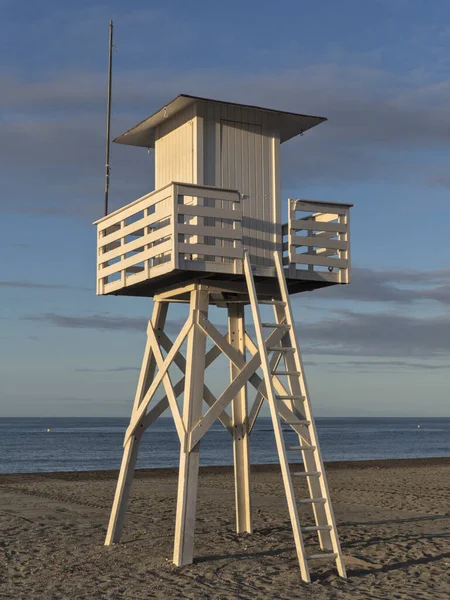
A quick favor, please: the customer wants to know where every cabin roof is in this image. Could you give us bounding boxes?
[113,94,327,148]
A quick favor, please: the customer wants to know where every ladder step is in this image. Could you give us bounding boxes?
[267,347,295,352]
[306,552,338,561]
[287,445,316,451]
[301,526,332,532]
[276,395,305,401]
[272,370,301,376]
[261,322,290,329]
[297,498,327,504]
[292,471,321,478]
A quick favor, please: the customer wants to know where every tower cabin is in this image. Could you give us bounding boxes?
[94,95,352,299]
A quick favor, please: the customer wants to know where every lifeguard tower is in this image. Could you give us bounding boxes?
[95,95,352,582]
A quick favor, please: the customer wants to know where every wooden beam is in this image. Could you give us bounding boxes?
[145,322,186,442]
[157,330,233,432]
[124,315,193,444]
[173,287,209,566]
[188,326,287,450]
[228,303,252,534]
[105,301,167,546]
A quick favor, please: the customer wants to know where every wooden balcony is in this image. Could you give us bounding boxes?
[95,182,242,296]
[94,186,352,297]
[282,199,352,286]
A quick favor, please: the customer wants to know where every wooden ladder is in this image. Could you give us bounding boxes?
[243,250,347,582]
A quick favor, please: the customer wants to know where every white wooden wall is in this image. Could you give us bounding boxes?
[200,101,281,267]
[155,105,196,188]
[153,101,281,268]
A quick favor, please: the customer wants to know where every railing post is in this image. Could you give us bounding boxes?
[339,208,350,284]
[97,228,104,295]
[172,184,179,270]
[288,199,296,279]
[120,219,126,287]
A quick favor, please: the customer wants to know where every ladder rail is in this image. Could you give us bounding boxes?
[243,250,311,583]
[273,302,333,552]
[273,251,347,579]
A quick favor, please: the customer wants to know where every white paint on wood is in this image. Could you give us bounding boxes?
[105,302,167,545]
[228,303,252,534]
[173,287,209,566]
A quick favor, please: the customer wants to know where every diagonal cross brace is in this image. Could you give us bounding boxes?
[157,330,233,432]
[188,324,288,450]
[124,316,193,444]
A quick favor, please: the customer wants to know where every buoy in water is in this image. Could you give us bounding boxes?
[47,428,51,432]
[417,425,421,429]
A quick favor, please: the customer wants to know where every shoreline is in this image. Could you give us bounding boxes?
[1,455,449,483]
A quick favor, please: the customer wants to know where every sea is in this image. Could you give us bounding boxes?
[1,417,449,475]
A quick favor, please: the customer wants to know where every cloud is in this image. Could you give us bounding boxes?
[0,281,81,290]
[299,310,450,358]
[3,56,450,216]
[24,312,190,336]
[308,266,450,305]
[25,313,147,331]
[307,359,450,372]
[74,366,140,373]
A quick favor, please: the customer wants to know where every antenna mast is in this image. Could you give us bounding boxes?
[104,20,113,216]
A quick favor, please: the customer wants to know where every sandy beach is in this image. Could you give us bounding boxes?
[1,458,449,599]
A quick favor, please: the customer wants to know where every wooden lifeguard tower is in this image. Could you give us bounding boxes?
[95,95,352,582]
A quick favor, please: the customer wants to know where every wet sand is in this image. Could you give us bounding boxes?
[1,458,449,599]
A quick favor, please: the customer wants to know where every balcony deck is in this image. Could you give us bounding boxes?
[94,183,352,299]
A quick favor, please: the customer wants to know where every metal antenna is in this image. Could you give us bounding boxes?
[104,20,113,216]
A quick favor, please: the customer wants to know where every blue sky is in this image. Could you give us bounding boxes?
[1,0,450,417]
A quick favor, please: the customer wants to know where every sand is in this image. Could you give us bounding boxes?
[1,458,449,600]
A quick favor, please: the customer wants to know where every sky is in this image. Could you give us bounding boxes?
[1,0,450,418]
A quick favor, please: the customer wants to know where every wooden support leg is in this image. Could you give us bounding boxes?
[228,303,252,534]
[173,287,209,566]
[105,302,167,545]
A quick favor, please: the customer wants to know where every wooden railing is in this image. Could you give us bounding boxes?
[95,183,242,295]
[282,199,352,284]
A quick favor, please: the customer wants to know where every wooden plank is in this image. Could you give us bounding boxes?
[175,183,240,204]
[183,260,236,274]
[243,250,310,583]
[105,302,166,546]
[290,236,348,251]
[178,204,241,221]
[124,315,194,443]
[228,304,252,534]
[294,200,349,214]
[157,330,232,432]
[189,326,287,450]
[178,223,242,240]
[101,223,172,262]
[94,183,174,226]
[247,350,281,433]
[101,260,172,295]
[173,288,209,566]
[291,219,347,234]
[145,321,185,443]
[100,207,172,247]
[273,251,346,578]
[189,352,262,450]
[99,239,172,278]
[179,243,243,259]
[291,254,348,269]
[198,314,245,368]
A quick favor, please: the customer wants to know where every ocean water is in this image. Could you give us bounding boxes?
[1,417,449,474]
